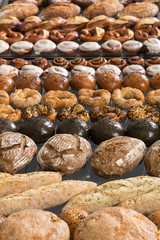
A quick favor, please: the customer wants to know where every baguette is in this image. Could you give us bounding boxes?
[0,171,62,198]
[63,176,160,213]
[118,187,160,215]
[0,180,97,216]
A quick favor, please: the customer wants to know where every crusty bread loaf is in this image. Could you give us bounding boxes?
[0,1,39,20]
[118,188,160,215]
[0,171,62,198]
[0,180,97,215]
[63,176,160,214]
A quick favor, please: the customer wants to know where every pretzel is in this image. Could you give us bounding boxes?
[0,104,21,122]
[104,27,134,43]
[80,27,105,42]
[78,89,111,107]
[24,29,49,43]
[0,28,24,44]
[43,90,77,109]
[112,87,145,109]
[127,105,159,123]
[57,104,89,122]
[10,88,41,109]
[146,89,160,108]
[22,104,57,122]
[49,29,79,44]
[0,90,9,105]
[17,16,42,32]
[89,105,127,123]
[134,26,160,42]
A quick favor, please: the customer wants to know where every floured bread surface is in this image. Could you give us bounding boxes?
[37,134,92,175]
[90,136,146,178]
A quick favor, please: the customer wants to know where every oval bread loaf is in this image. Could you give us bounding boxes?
[90,136,146,178]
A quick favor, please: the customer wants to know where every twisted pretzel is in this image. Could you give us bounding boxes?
[0,104,21,122]
[135,26,160,42]
[49,29,79,44]
[112,87,145,109]
[104,27,134,43]
[89,106,127,123]
[0,28,24,44]
[146,89,160,108]
[78,89,111,107]
[10,88,41,109]
[24,29,49,43]
[80,27,105,42]
[43,90,77,109]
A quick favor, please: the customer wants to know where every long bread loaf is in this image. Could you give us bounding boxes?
[118,187,160,215]
[63,176,160,213]
[0,171,62,198]
[0,180,97,215]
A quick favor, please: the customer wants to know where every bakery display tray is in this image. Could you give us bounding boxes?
[0,0,157,216]
[1,0,160,59]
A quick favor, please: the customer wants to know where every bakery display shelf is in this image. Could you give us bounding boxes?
[0,0,159,218]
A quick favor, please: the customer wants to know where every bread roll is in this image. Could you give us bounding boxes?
[0,171,62,198]
[0,1,39,20]
[63,176,160,214]
[0,209,70,240]
[0,180,97,215]
[74,207,158,240]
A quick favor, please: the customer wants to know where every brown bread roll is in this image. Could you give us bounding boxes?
[0,209,70,240]
[74,207,158,240]
[0,132,37,174]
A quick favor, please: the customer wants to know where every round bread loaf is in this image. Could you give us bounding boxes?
[37,134,92,175]
[90,136,146,179]
[148,210,160,230]
[0,209,70,240]
[145,140,160,177]
[74,207,158,240]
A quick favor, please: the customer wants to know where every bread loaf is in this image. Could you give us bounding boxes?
[63,176,160,214]
[0,171,62,198]
[0,180,97,215]
[0,1,39,20]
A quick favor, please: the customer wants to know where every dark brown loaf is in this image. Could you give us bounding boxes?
[90,136,146,179]
[16,74,42,91]
[0,171,62,198]
[0,180,97,216]
[96,72,122,92]
[70,72,96,91]
[41,2,81,20]
[43,73,69,92]
[0,132,37,174]
[37,134,92,175]
[145,140,160,177]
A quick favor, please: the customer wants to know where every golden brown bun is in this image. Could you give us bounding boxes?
[0,1,39,20]
[83,0,124,19]
[74,207,158,240]
[0,209,70,239]
[118,2,159,18]
[41,2,81,20]
[62,16,89,30]
[0,16,21,31]
[86,15,115,29]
